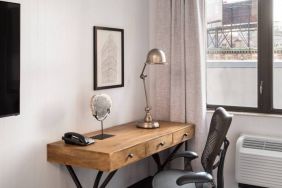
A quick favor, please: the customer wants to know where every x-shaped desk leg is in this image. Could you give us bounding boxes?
[65,143,184,187]
[65,165,117,188]
[152,142,184,173]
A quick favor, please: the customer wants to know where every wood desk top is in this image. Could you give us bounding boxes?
[47,121,194,172]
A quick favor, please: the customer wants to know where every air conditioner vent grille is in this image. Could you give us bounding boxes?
[237,135,282,188]
[243,138,282,152]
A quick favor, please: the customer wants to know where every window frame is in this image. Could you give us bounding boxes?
[206,0,282,114]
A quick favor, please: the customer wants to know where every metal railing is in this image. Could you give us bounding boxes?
[207,60,282,68]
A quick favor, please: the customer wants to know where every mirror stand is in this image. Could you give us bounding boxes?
[92,111,114,140]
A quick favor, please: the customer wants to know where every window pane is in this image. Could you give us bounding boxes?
[273,0,282,109]
[206,0,258,107]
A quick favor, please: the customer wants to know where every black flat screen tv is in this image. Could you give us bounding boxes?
[0,1,20,118]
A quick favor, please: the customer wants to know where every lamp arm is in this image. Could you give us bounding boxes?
[140,63,149,109]
[140,63,147,79]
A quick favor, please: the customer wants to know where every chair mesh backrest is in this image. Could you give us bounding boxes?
[201,107,232,173]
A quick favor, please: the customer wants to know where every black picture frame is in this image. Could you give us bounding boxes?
[94,26,124,90]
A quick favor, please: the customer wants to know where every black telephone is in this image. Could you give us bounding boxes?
[62,132,95,146]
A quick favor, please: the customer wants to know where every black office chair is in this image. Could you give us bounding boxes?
[152,107,232,188]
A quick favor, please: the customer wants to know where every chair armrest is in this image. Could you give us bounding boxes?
[176,172,213,186]
[169,151,198,162]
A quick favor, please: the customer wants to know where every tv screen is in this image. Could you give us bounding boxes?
[0,1,20,118]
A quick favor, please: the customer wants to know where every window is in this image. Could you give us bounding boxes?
[273,0,282,109]
[206,0,282,113]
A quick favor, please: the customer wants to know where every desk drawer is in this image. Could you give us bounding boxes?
[146,134,173,155]
[111,144,145,170]
[173,127,193,144]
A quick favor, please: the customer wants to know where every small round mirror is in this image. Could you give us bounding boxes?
[90,94,112,121]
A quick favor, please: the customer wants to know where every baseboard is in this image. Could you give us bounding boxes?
[238,183,266,188]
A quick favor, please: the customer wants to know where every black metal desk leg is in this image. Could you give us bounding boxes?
[99,170,118,188]
[152,143,184,173]
[66,165,117,188]
[66,165,82,188]
[160,142,184,170]
[93,171,103,188]
[152,153,162,171]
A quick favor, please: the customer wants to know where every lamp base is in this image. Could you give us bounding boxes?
[136,121,159,129]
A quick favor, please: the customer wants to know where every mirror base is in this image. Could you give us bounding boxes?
[92,134,114,140]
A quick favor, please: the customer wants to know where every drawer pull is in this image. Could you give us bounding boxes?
[183,133,189,137]
[128,153,134,158]
[159,141,165,147]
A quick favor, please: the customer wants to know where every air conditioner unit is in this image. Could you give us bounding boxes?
[236,134,282,188]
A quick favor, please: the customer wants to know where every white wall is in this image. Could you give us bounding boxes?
[0,0,149,187]
[207,112,282,188]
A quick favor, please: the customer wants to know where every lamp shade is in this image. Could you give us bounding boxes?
[145,49,167,65]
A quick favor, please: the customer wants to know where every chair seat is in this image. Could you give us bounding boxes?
[153,170,210,188]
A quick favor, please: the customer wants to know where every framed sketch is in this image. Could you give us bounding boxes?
[94,26,124,90]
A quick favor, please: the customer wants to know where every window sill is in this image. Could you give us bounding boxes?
[207,110,282,118]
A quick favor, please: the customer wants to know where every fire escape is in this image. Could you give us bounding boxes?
[207,0,257,54]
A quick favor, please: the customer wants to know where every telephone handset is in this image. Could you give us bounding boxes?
[62,132,95,146]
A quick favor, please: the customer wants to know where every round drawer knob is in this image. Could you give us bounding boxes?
[184,133,189,137]
[128,153,134,158]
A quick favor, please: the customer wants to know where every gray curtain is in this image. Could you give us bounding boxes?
[149,0,207,170]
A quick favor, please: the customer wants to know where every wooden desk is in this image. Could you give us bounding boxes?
[47,121,194,188]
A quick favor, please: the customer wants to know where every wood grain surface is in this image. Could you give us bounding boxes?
[47,121,194,172]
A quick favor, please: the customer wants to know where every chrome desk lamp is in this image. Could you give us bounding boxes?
[137,49,167,129]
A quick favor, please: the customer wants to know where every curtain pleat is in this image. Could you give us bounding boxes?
[150,0,207,170]
[170,0,186,122]
[184,0,207,170]
[149,0,172,121]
